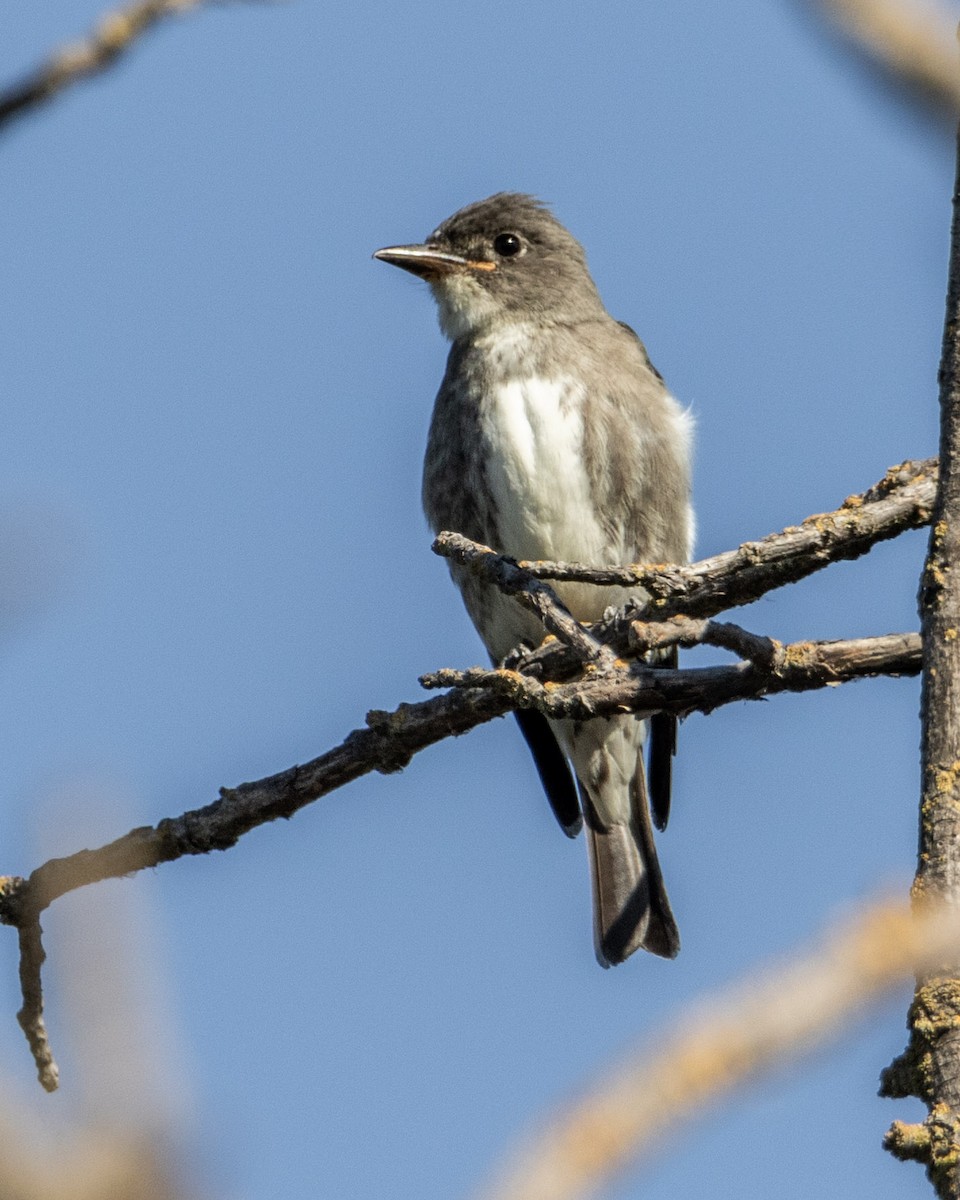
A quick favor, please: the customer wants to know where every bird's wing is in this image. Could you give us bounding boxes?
[648,648,678,831]
[514,709,582,837]
[616,320,664,383]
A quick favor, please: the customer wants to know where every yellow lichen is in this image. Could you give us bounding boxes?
[496,669,525,684]
[783,641,815,667]
[933,761,960,794]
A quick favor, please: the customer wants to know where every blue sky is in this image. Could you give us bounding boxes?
[0,2,951,1197]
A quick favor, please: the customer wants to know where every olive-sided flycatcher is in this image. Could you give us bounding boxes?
[375,193,693,966]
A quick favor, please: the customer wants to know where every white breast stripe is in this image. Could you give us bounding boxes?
[480,373,617,570]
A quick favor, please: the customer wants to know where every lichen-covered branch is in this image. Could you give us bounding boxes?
[881,120,960,1197]
[475,898,960,1200]
[434,456,935,621]
[0,629,919,928]
[0,625,921,1086]
[425,629,920,719]
[0,0,220,131]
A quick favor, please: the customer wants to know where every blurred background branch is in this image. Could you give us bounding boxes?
[0,780,202,1199]
[798,0,959,125]
[0,0,218,131]
[476,896,957,1200]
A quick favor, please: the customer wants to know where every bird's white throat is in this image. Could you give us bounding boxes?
[430,273,504,341]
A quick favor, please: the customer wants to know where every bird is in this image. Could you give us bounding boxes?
[374,193,693,966]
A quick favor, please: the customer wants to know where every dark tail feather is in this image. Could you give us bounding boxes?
[582,769,679,966]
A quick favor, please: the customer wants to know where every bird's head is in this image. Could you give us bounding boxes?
[374,193,606,340]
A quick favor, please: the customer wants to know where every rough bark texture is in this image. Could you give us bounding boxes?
[882,120,960,1197]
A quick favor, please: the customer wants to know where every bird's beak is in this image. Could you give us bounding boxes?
[373,244,496,279]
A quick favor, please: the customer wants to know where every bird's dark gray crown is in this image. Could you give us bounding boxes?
[429,193,562,248]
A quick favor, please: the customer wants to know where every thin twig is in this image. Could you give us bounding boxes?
[433,533,616,665]
[625,617,782,668]
[422,616,784,689]
[0,0,217,131]
[474,897,960,1200]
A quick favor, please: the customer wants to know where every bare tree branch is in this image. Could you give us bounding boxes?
[0,788,203,1195]
[0,627,921,1086]
[797,0,960,125]
[435,455,935,620]
[0,454,932,1086]
[0,630,919,928]
[15,919,57,1093]
[881,115,960,1196]
[0,0,226,132]
[473,897,960,1200]
[422,630,919,717]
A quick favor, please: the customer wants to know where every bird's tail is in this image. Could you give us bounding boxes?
[582,764,679,966]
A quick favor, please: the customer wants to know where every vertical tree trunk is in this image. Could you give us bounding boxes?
[882,117,960,1197]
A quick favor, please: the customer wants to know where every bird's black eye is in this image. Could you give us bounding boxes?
[493,232,523,258]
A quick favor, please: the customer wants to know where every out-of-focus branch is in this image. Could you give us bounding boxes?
[881,114,960,1196]
[0,0,221,132]
[474,897,959,1200]
[798,0,960,124]
[0,780,200,1197]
